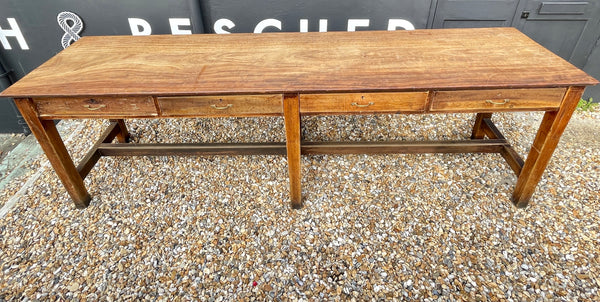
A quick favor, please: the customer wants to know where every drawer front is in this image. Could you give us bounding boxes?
[34,96,157,118]
[157,94,283,117]
[300,92,428,115]
[430,88,566,112]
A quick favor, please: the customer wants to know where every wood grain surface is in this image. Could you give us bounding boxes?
[14,98,91,208]
[1,28,596,98]
[512,86,585,207]
[300,92,428,115]
[430,88,566,112]
[33,96,157,118]
[283,94,302,209]
[158,94,283,117]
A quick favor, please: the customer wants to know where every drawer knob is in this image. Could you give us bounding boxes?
[83,104,106,110]
[485,99,510,105]
[351,102,374,108]
[210,104,233,110]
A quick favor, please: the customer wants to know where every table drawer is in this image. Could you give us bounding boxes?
[300,92,428,115]
[34,96,157,118]
[157,94,283,117]
[430,88,566,112]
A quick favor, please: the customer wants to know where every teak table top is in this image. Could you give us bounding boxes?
[1,27,597,98]
[3,27,598,209]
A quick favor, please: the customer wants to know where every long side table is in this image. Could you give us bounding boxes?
[1,28,597,209]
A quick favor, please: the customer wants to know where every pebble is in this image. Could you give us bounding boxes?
[0,110,599,300]
[68,281,80,292]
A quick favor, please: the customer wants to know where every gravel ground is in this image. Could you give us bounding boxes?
[0,110,599,301]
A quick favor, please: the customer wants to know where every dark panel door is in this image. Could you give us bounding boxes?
[582,36,600,100]
[432,0,520,28]
[513,0,600,68]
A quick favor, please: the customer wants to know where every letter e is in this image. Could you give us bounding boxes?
[347,19,369,32]
[169,18,192,35]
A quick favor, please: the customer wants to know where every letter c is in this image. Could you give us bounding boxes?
[254,19,282,33]
[214,18,235,34]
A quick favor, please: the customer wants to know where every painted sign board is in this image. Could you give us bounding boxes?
[0,0,203,132]
[199,0,433,33]
[0,0,599,133]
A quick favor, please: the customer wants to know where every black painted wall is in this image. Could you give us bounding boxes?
[1,0,599,133]
[0,0,203,133]
[199,0,433,33]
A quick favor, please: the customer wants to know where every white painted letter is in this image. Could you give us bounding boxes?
[0,18,29,50]
[387,19,415,30]
[254,19,281,33]
[169,18,192,35]
[319,19,328,32]
[128,18,151,35]
[214,18,235,34]
[300,19,308,32]
[347,19,369,32]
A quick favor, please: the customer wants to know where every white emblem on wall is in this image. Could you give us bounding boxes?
[0,18,29,50]
[57,11,84,49]
[2,15,416,51]
[213,18,415,34]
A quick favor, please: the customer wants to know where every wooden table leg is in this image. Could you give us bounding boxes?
[110,119,130,143]
[512,86,584,208]
[14,98,91,208]
[471,113,492,139]
[283,94,302,209]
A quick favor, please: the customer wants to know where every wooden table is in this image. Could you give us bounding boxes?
[1,28,597,209]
